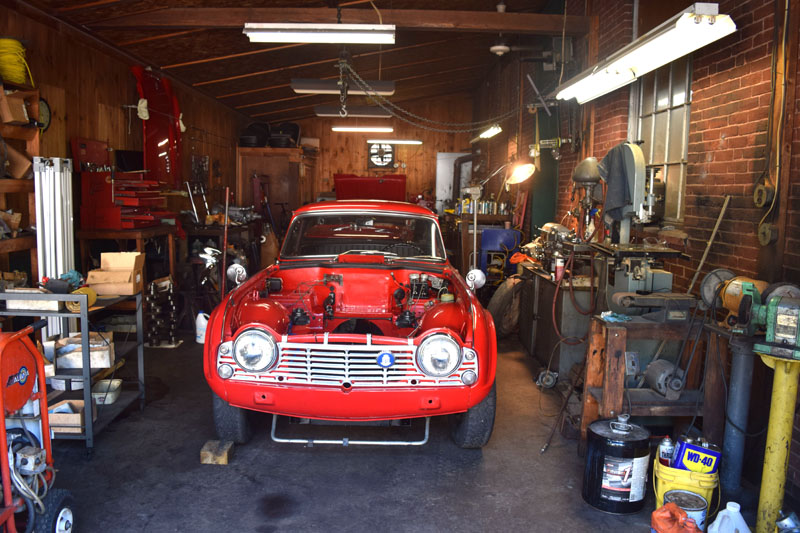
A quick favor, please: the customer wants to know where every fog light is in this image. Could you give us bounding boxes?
[463,348,476,361]
[461,370,477,385]
[218,364,234,379]
[219,344,230,355]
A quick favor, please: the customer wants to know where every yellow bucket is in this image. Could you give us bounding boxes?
[654,459,719,513]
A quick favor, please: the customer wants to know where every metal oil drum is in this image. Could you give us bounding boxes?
[583,414,651,513]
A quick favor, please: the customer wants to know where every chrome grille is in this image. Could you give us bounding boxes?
[218,338,477,387]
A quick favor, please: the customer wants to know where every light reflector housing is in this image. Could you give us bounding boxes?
[244,23,395,44]
[555,3,736,104]
[332,126,394,133]
[292,79,395,95]
[366,139,422,145]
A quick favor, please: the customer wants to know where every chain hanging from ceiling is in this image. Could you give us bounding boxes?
[338,59,525,133]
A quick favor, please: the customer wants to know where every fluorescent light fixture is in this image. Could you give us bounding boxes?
[292,79,395,95]
[244,23,395,44]
[366,139,422,145]
[332,126,394,133]
[315,105,391,118]
[555,3,736,104]
[470,124,502,143]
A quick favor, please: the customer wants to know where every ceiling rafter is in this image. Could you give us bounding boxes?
[114,29,204,47]
[272,88,475,123]
[235,63,490,110]
[249,74,484,118]
[193,37,459,87]
[161,43,305,70]
[89,7,590,36]
[216,45,493,100]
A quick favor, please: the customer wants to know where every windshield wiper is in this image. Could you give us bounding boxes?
[399,255,445,261]
[340,250,398,257]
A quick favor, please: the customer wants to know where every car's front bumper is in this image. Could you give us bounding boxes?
[209,380,491,421]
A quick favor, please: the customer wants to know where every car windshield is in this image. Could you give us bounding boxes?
[281,212,446,260]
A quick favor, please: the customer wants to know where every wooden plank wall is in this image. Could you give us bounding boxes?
[295,92,473,200]
[2,6,244,206]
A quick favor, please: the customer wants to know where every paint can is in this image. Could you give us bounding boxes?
[582,414,651,514]
[664,490,708,531]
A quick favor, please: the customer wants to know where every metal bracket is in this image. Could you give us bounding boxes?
[270,415,430,447]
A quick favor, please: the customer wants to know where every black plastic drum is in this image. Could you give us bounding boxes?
[583,414,650,514]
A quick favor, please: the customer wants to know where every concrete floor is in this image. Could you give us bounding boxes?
[52,337,653,532]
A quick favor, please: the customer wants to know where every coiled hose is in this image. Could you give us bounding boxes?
[0,38,34,86]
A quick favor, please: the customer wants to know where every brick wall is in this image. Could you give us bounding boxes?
[556,0,633,222]
[560,0,800,497]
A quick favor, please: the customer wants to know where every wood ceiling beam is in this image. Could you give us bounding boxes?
[115,29,204,47]
[192,37,458,87]
[235,62,489,110]
[216,46,490,99]
[161,43,304,70]
[89,7,590,35]
[277,88,474,122]
[249,75,482,118]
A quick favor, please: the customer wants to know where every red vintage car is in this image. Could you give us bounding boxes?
[203,200,497,448]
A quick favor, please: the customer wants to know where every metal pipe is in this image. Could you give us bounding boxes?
[221,186,230,299]
[756,354,800,533]
[720,337,755,495]
[687,195,730,294]
[185,181,199,223]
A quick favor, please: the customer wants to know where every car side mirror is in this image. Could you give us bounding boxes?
[466,269,486,291]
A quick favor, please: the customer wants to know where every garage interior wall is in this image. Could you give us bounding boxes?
[296,93,473,200]
[2,4,245,206]
[525,0,800,499]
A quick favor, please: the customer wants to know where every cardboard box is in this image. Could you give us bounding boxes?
[5,144,32,180]
[0,91,29,125]
[86,252,145,295]
[55,332,115,369]
[48,400,97,434]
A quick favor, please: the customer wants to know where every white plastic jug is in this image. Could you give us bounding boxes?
[707,502,751,533]
[195,312,210,344]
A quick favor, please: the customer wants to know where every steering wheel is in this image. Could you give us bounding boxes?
[384,241,425,256]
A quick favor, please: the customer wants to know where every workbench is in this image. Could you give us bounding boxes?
[77,225,177,283]
[579,316,725,454]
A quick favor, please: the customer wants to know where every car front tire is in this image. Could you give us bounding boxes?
[451,383,496,449]
[212,392,252,444]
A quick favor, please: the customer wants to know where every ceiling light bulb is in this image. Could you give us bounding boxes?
[244,23,395,44]
[366,139,422,145]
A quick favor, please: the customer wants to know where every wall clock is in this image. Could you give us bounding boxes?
[368,143,394,168]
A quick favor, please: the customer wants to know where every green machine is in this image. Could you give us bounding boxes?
[736,282,800,359]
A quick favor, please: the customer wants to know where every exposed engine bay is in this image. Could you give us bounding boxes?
[231,266,469,339]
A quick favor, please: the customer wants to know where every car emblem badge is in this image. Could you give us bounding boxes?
[377,352,395,368]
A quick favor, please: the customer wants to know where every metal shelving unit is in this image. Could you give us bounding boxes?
[0,291,144,450]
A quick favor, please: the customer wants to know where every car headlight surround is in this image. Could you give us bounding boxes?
[416,334,462,377]
[232,328,277,373]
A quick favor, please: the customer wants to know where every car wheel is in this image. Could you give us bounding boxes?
[487,277,522,339]
[34,488,74,533]
[451,383,496,449]
[213,392,252,444]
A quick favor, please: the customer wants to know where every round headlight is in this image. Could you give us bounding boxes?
[232,329,277,373]
[416,334,462,377]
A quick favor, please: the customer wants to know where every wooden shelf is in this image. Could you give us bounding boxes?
[0,179,34,194]
[0,235,35,254]
[0,123,37,142]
